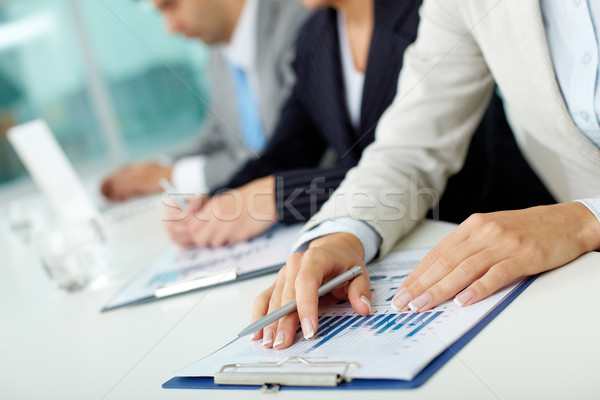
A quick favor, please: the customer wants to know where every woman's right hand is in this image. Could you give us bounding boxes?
[250,232,372,350]
[163,196,208,247]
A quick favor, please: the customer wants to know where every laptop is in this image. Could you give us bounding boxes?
[7,119,101,225]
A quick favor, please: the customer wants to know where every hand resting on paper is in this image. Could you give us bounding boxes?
[163,176,278,248]
[163,196,208,247]
[392,203,600,313]
[249,202,600,350]
[250,232,371,350]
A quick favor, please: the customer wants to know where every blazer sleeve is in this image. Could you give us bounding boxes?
[217,81,352,224]
[299,0,496,257]
[172,49,247,191]
[178,104,247,191]
[275,165,349,224]
[216,80,330,190]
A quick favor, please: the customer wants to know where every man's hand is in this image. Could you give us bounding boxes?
[101,162,172,201]
[163,196,209,247]
[250,232,372,350]
[188,176,278,247]
[392,202,600,313]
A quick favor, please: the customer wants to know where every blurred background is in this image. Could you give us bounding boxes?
[0,0,210,192]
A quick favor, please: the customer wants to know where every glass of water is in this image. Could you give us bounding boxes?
[3,201,46,245]
[35,219,108,291]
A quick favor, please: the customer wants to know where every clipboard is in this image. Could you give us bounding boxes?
[102,224,303,312]
[162,275,538,391]
[101,262,284,312]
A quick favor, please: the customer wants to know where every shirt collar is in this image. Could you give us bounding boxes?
[222,0,258,71]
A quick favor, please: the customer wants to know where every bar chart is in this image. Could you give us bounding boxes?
[306,310,446,352]
[300,252,454,356]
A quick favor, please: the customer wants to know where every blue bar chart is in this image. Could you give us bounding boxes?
[307,253,449,354]
[307,310,445,352]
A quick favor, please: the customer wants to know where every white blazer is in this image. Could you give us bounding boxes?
[302,0,600,256]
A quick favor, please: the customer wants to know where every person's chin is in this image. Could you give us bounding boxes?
[301,0,330,10]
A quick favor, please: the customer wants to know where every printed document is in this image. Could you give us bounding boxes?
[103,224,302,310]
[175,248,522,381]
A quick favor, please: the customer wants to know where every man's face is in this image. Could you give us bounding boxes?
[153,0,230,44]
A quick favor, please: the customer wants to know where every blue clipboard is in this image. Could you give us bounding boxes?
[162,275,537,391]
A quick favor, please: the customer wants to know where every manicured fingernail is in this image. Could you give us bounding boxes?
[249,332,255,341]
[302,318,315,339]
[409,292,431,312]
[391,289,411,312]
[262,329,273,346]
[273,330,286,347]
[454,290,474,307]
[360,295,372,314]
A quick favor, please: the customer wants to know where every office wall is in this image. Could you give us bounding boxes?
[0,0,210,185]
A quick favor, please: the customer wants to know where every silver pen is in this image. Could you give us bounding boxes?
[160,178,188,213]
[238,265,363,337]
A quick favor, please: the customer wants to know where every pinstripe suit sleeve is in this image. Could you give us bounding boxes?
[275,165,349,224]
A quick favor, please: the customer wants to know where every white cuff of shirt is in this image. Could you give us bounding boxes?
[292,217,382,263]
[171,155,209,195]
[576,198,600,225]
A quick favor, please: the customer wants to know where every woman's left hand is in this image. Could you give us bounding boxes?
[391,202,600,312]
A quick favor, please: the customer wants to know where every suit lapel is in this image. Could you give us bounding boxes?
[360,0,412,134]
[320,2,416,160]
[314,10,359,158]
[355,0,419,156]
[509,3,572,129]
[507,1,600,162]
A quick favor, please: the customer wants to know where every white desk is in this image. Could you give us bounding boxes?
[1,206,599,400]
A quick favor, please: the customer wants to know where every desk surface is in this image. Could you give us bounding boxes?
[1,206,599,400]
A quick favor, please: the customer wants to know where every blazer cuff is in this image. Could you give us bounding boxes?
[171,155,209,195]
[576,198,600,225]
[292,217,382,263]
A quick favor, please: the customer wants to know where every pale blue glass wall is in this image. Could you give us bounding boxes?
[0,0,210,184]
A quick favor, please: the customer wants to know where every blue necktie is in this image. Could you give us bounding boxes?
[230,64,266,151]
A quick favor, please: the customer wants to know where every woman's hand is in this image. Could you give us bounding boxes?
[187,176,277,248]
[250,232,372,350]
[392,202,600,313]
[163,196,208,247]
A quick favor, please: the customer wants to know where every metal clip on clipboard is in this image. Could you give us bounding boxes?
[214,356,358,392]
[155,269,238,298]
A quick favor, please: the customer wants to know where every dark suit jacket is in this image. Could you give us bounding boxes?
[218,0,555,225]
[218,0,423,222]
